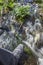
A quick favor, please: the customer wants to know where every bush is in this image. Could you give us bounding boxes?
[39,4,43,8]
[35,0,42,3]
[14,5,30,23]
[0,0,15,12]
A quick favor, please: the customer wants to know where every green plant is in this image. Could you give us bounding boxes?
[0,0,15,15]
[39,3,43,8]
[14,5,30,23]
[35,0,42,3]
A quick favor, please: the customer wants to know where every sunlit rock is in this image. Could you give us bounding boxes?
[0,31,17,51]
[38,58,43,65]
[13,44,24,59]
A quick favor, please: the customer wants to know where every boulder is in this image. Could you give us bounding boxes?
[0,44,24,65]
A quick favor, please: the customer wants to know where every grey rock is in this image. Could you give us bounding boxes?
[0,25,10,32]
[0,48,17,65]
[36,33,43,49]
[0,31,17,51]
[0,29,4,35]
[0,44,24,65]
[13,44,24,60]
[34,19,42,31]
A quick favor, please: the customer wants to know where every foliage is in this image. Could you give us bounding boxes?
[14,5,30,23]
[7,0,14,8]
[0,0,15,14]
[0,0,30,23]
[35,0,42,3]
[39,4,43,8]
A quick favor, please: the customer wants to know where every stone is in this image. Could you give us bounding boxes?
[13,44,24,60]
[36,33,43,49]
[0,48,17,65]
[38,58,43,65]
[0,29,4,35]
[0,25,10,32]
[0,44,24,65]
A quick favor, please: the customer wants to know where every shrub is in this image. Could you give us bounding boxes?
[14,5,30,23]
[0,0,15,13]
[35,0,42,3]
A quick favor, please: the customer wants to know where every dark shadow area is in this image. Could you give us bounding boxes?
[18,51,29,65]
[0,61,4,65]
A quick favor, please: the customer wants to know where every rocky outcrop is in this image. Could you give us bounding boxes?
[0,44,24,65]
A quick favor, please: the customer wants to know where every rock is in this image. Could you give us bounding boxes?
[33,19,42,32]
[0,44,24,65]
[0,25,10,32]
[24,0,34,3]
[38,8,43,16]
[38,58,43,65]
[0,48,17,65]
[0,29,4,35]
[33,32,43,58]
[13,44,24,60]
[0,31,17,51]
[36,33,43,49]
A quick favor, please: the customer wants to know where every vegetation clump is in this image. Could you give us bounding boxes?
[35,0,42,3]
[14,5,31,23]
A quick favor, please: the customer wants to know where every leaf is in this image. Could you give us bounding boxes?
[8,2,14,8]
[0,0,4,3]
